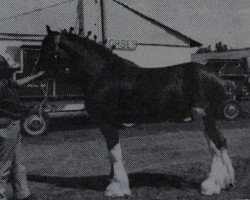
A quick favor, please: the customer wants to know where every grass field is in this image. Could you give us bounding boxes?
[6,116,250,200]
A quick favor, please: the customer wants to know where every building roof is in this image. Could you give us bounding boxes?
[191,48,250,63]
[0,32,44,42]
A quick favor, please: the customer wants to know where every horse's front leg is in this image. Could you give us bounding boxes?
[101,125,131,197]
[201,110,234,195]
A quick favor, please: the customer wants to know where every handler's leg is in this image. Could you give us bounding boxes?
[0,120,25,200]
[201,115,234,195]
[0,136,14,200]
[11,122,30,199]
[102,125,130,197]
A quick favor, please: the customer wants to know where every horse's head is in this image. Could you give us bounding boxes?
[35,25,116,85]
[34,26,69,76]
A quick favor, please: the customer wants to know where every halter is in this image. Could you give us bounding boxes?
[54,33,61,60]
[36,33,62,118]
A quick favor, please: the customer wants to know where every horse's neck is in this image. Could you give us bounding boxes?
[61,39,108,90]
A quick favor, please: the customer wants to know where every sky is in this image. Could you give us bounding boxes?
[119,0,250,49]
[0,0,250,49]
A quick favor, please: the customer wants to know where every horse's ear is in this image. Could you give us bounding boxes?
[46,25,51,34]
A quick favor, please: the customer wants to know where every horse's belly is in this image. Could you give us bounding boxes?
[86,80,192,123]
[121,98,191,123]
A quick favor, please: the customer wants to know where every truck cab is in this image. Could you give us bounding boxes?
[15,45,87,136]
[204,58,250,120]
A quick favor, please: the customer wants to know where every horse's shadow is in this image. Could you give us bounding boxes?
[27,172,200,191]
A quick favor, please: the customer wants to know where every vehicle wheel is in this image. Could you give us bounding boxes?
[21,114,49,136]
[222,100,240,120]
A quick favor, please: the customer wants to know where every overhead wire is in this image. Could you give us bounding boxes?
[0,0,76,22]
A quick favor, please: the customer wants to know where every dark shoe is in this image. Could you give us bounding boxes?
[17,195,37,200]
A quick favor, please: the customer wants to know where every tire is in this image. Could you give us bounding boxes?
[21,114,49,136]
[222,100,240,120]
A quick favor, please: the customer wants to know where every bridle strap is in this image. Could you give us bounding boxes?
[54,33,61,53]
[54,33,69,60]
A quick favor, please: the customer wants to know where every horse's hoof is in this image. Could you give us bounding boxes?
[225,182,234,190]
[122,188,131,196]
[201,178,221,196]
[105,181,131,197]
[223,174,235,190]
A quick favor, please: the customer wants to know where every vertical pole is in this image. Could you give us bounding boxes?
[79,0,104,42]
[100,0,106,44]
[77,0,84,35]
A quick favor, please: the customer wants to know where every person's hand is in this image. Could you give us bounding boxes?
[36,71,45,77]
[0,118,11,128]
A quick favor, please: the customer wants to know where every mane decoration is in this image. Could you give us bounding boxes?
[60,30,120,61]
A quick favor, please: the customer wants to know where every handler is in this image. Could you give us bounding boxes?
[0,54,43,200]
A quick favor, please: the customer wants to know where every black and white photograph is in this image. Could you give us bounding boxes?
[0,0,250,199]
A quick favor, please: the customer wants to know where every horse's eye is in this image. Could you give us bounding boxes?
[54,54,58,59]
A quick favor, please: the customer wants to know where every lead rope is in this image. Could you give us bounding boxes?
[37,80,49,117]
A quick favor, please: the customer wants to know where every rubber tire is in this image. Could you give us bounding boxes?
[21,114,49,136]
[222,100,240,120]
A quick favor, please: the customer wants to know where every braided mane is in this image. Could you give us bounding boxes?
[62,32,113,57]
[60,31,139,69]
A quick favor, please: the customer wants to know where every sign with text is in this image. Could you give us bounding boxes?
[108,39,137,51]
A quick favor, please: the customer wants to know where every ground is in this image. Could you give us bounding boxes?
[7,114,250,199]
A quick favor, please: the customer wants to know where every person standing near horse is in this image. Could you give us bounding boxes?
[0,54,43,200]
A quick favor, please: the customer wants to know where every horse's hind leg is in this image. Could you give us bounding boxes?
[101,125,131,197]
[201,110,234,195]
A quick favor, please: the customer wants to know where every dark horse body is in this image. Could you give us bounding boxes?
[35,26,235,197]
[88,63,199,123]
